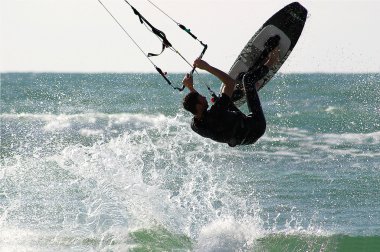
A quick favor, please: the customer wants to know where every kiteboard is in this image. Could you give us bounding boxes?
[226,2,308,107]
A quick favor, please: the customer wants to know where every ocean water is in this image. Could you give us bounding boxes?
[0,72,379,251]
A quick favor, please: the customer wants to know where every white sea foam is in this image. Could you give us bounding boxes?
[44,117,72,131]
[78,128,104,137]
[322,131,380,145]
[196,217,263,251]
[41,112,257,242]
[0,227,133,252]
[325,106,338,113]
[261,127,380,160]
[1,112,184,134]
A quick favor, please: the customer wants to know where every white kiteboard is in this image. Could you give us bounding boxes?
[225,2,308,107]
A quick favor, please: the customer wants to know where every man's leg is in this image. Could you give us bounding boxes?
[238,45,281,145]
[242,65,269,116]
[240,67,268,144]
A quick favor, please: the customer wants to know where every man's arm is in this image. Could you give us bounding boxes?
[182,73,197,92]
[193,59,236,97]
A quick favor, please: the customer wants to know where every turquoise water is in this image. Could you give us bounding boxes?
[0,72,379,251]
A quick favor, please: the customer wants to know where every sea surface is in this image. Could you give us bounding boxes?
[0,72,379,251]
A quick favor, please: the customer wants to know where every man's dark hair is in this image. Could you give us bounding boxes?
[183,92,199,115]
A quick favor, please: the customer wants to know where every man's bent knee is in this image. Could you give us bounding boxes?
[255,119,267,139]
[241,119,266,145]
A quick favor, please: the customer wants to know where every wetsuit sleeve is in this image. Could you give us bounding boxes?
[191,118,212,139]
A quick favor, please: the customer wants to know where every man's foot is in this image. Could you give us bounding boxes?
[237,35,281,87]
[236,72,246,84]
[265,35,281,51]
[231,86,245,102]
[263,35,281,69]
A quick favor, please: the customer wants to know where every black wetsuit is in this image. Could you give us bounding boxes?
[191,66,269,147]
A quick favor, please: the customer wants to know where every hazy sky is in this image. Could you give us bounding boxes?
[1,0,379,73]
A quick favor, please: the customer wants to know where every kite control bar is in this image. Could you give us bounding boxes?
[175,43,208,92]
[190,43,208,76]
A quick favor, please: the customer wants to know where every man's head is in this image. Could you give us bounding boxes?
[183,92,208,116]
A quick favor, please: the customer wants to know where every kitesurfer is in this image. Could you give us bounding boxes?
[182,44,280,147]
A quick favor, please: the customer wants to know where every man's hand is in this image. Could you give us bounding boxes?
[193,58,210,71]
[182,73,196,92]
